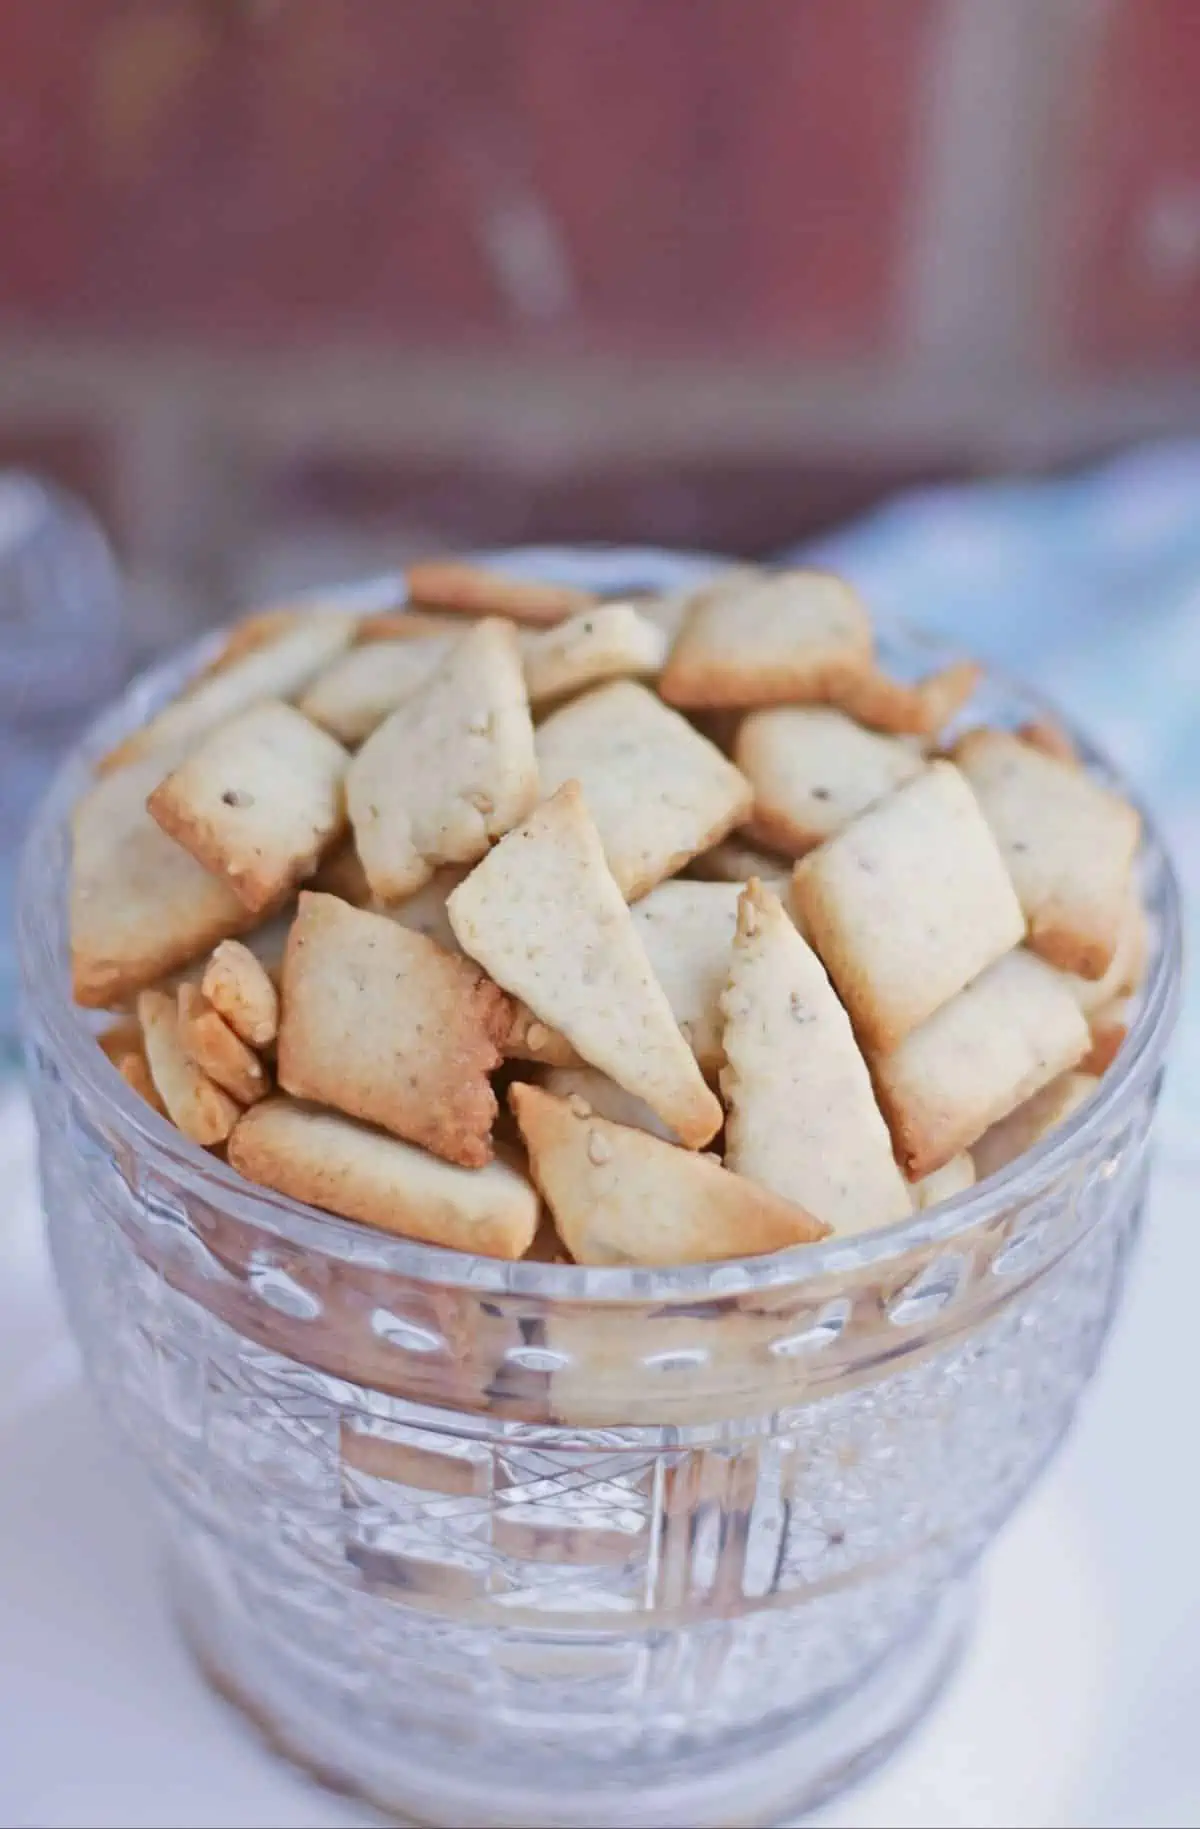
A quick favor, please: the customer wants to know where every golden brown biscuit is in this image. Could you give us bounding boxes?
[277,891,510,1168]
[148,700,349,914]
[229,1097,540,1258]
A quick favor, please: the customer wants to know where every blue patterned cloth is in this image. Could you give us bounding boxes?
[794,442,1198,1147]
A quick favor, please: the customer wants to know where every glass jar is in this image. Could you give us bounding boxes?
[16,553,1182,1829]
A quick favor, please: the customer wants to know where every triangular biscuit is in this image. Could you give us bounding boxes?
[720,880,912,1234]
[347,618,538,902]
[510,1083,826,1266]
[446,782,722,1148]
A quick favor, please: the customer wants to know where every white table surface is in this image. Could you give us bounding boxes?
[0,1072,1197,1829]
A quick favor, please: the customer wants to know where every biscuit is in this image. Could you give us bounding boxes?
[177,983,270,1105]
[446,782,722,1147]
[500,1003,582,1069]
[535,680,752,900]
[98,612,356,774]
[148,700,349,914]
[201,939,280,1049]
[355,608,463,643]
[1018,718,1079,767]
[521,603,668,706]
[954,728,1140,978]
[1079,1001,1129,1078]
[406,559,593,627]
[117,1047,167,1115]
[137,987,241,1146]
[97,1017,143,1065]
[298,636,452,744]
[720,880,913,1234]
[630,879,741,1075]
[735,706,925,856]
[831,660,981,740]
[277,891,510,1168]
[1055,883,1147,1016]
[909,1152,975,1210]
[510,1083,826,1266]
[971,1071,1100,1182]
[686,837,793,895]
[228,1097,540,1258]
[658,569,873,710]
[71,746,257,1007]
[347,618,538,902]
[793,761,1025,1052]
[872,951,1091,1179]
[540,1065,675,1141]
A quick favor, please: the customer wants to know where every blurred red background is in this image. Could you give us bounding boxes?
[0,0,1198,638]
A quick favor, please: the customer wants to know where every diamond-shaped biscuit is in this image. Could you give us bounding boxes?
[277,891,510,1168]
[954,728,1140,979]
[792,761,1025,1053]
[347,618,538,903]
[535,680,752,900]
[447,782,722,1147]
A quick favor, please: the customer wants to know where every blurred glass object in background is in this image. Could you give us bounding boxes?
[0,475,130,1051]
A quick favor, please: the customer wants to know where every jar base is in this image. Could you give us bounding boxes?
[178,1570,976,1829]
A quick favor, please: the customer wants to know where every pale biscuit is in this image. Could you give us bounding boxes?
[355,608,463,643]
[521,603,669,707]
[1055,883,1147,1017]
[735,706,924,856]
[630,878,741,1075]
[1018,718,1079,767]
[687,837,792,895]
[971,1072,1100,1183]
[117,1047,167,1115]
[177,983,270,1105]
[406,559,594,627]
[201,939,279,1049]
[228,1097,540,1259]
[71,746,256,1008]
[910,1152,976,1210]
[97,1018,143,1065]
[347,618,538,902]
[954,727,1140,979]
[297,636,452,745]
[830,660,981,740]
[278,891,510,1168]
[535,680,752,900]
[501,1003,582,1069]
[720,880,912,1234]
[541,1065,675,1141]
[793,761,1025,1053]
[510,1084,826,1266]
[98,612,356,774]
[1080,1000,1130,1078]
[137,987,241,1146]
[148,700,349,914]
[446,782,722,1148]
[658,569,873,710]
[872,951,1091,1180]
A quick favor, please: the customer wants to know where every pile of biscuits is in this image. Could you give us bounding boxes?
[73,560,1146,1267]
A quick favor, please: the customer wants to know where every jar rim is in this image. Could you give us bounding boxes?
[17,547,1184,1304]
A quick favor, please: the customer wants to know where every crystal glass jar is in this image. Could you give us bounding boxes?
[17,552,1182,1828]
